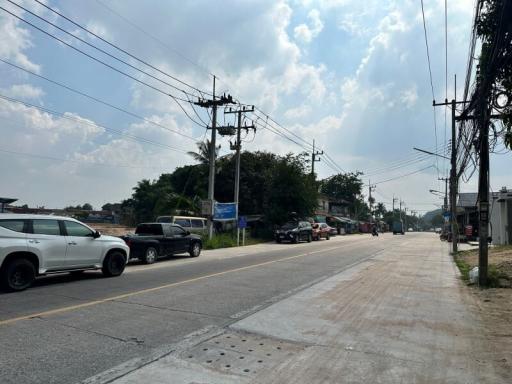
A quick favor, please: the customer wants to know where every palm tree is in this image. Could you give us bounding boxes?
[187,140,221,165]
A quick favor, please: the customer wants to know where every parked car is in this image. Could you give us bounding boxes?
[275,221,313,243]
[312,223,332,241]
[122,223,202,264]
[0,214,129,292]
[155,216,207,235]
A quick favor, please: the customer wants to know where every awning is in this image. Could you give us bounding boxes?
[329,216,354,224]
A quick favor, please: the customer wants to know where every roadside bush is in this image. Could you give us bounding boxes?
[201,232,267,250]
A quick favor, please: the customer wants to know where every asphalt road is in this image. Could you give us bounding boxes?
[0,232,408,384]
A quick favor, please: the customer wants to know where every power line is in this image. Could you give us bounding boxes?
[361,142,451,176]
[420,0,440,181]
[248,114,313,152]
[0,5,207,128]
[93,0,214,79]
[0,146,170,170]
[0,93,189,154]
[0,58,199,141]
[373,165,435,185]
[253,107,314,150]
[29,0,210,98]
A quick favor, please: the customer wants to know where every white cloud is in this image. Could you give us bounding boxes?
[85,21,112,40]
[2,84,45,100]
[294,8,324,43]
[0,10,40,73]
[400,85,418,108]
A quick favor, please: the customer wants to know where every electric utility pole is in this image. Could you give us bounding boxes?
[433,78,467,253]
[368,181,376,222]
[311,139,323,176]
[194,76,235,239]
[477,97,490,286]
[392,195,398,219]
[224,105,256,246]
[438,177,449,213]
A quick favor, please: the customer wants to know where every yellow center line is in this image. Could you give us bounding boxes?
[0,245,344,326]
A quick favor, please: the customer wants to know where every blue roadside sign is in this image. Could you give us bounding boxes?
[213,202,237,221]
[238,216,247,229]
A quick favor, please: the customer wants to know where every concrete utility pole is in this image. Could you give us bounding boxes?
[225,105,255,246]
[311,139,323,176]
[477,101,490,286]
[194,76,235,239]
[434,93,467,253]
[438,177,449,213]
[208,77,217,240]
[368,181,376,222]
[392,195,398,219]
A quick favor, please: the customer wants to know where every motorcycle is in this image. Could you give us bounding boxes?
[372,228,379,237]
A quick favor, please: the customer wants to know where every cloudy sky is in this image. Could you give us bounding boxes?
[0,0,509,214]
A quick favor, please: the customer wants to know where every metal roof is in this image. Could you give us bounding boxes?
[0,197,17,204]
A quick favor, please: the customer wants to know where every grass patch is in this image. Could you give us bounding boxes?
[202,232,267,250]
[454,247,512,288]
[454,255,471,282]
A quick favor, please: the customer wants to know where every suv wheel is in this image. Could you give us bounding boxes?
[142,247,158,264]
[189,242,201,257]
[102,251,127,277]
[1,258,36,292]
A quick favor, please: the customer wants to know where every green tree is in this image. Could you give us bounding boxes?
[187,140,221,164]
[374,202,387,219]
[264,154,318,225]
[320,172,366,217]
[475,0,512,148]
[82,203,93,211]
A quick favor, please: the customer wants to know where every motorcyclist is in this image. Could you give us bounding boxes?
[372,224,379,236]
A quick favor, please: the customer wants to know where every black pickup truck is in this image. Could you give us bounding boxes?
[121,223,202,264]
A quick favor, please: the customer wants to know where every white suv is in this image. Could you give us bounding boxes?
[0,214,130,292]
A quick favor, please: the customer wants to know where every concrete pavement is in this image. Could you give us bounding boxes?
[0,233,388,384]
[96,233,510,384]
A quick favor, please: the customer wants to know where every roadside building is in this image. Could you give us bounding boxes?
[456,193,479,241]
[490,187,512,245]
[457,188,512,245]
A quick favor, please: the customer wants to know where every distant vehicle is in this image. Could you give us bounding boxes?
[0,214,129,292]
[312,223,331,241]
[392,221,405,235]
[408,228,414,232]
[275,221,312,243]
[122,223,202,264]
[155,216,207,234]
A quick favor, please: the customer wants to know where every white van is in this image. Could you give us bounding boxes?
[155,216,207,234]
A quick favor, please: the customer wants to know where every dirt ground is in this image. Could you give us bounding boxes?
[88,223,135,237]
[457,245,512,282]
[455,246,512,379]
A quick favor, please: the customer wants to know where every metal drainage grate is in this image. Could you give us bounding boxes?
[180,330,305,376]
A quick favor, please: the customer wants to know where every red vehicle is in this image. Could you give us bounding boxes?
[312,223,332,241]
